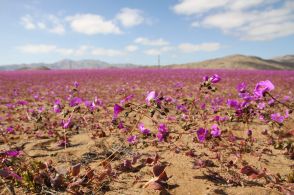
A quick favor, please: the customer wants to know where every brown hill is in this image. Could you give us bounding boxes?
[17,66,51,70]
[168,54,294,70]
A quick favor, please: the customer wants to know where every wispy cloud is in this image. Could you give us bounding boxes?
[178,42,221,53]
[20,14,65,35]
[18,44,57,54]
[173,0,294,41]
[116,8,145,27]
[17,44,138,57]
[135,37,169,46]
[125,45,138,52]
[20,15,36,30]
[144,46,174,56]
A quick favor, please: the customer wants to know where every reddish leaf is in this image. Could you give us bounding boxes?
[71,163,81,177]
[240,165,259,176]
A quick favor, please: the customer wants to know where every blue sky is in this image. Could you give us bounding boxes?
[0,0,293,65]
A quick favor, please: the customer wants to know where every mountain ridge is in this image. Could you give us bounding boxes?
[0,54,293,70]
[166,54,294,70]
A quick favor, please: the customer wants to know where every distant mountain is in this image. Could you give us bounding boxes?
[272,55,294,64]
[167,54,294,70]
[1,54,294,70]
[0,59,138,70]
[17,66,51,70]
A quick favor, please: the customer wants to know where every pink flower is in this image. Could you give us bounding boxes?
[127,135,137,144]
[196,128,208,143]
[74,81,79,88]
[210,74,221,83]
[211,124,221,137]
[113,104,124,119]
[138,123,150,135]
[270,113,284,123]
[6,126,14,134]
[254,80,274,98]
[5,150,21,157]
[69,97,82,107]
[146,91,158,105]
[62,117,72,129]
[237,82,247,93]
[120,94,134,105]
[157,124,168,142]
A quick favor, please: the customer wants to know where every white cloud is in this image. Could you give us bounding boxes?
[202,12,251,30]
[47,15,65,35]
[229,0,268,10]
[125,45,138,52]
[178,42,221,53]
[37,22,46,29]
[20,14,65,35]
[201,3,294,40]
[144,46,174,56]
[134,37,169,46]
[20,15,36,30]
[66,14,121,35]
[172,0,272,15]
[49,24,65,35]
[191,21,200,27]
[173,0,229,15]
[116,8,144,27]
[18,44,57,54]
[173,0,294,41]
[91,48,126,57]
[18,44,132,57]
[55,48,75,55]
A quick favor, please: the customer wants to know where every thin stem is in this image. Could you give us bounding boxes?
[266,92,292,110]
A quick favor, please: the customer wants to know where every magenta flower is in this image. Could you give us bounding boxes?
[211,124,221,137]
[227,99,239,109]
[146,91,158,105]
[270,113,284,123]
[33,94,39,100]
[239,92,254,101]
[9,171,22,181]
[62,117,72,129]
[5,150,21,157]
[74,81,79,88]
[196,128,208,143]
[268,99,275,105]
[127,135,137,144]
[120,94,134,105]
[138,123,150,135]
[210,74,221,83]
[285,109,290,118]
[254,80,274,98]
[156,132,165,142]
[113,104,124,119]
[237,82,247,93]
[69,97,83,107]
[157,123,168,142]
[118,121,124,129]
[53,99,62,113]
[3,168,22,181]
[203,76,209,81]
[84,100,95,111]
[94,97,103,106]
[200,103,206,110]
[17,100,28,106]
[6,126,14,134]
[158,124,168,134]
